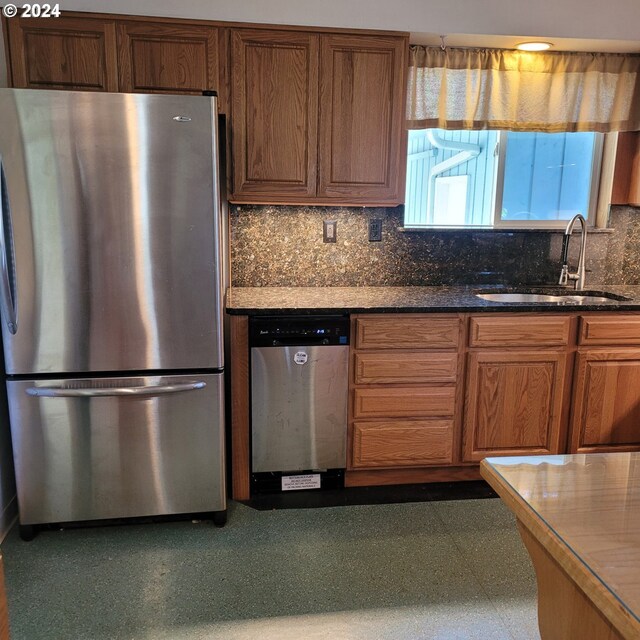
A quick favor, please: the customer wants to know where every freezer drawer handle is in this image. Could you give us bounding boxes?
[0,157,17,335]
[25,382,207,398]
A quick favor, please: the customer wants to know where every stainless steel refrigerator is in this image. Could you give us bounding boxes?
[0,88,227,540]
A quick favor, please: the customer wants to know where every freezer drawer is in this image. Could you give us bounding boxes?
[251,345,348,473]
[8,373,225,525]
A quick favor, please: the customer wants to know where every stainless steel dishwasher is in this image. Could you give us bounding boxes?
[250,316,349,492]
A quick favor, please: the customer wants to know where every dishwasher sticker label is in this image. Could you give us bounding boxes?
[282,474,321,491]
[293,351,308,365]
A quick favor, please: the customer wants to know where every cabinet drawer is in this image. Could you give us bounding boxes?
[469,316,571,347]
[353,387,456,418]
[355,316,460,350]
[354,352,458,384]
[579,316,640,345]
[352,420,454,468]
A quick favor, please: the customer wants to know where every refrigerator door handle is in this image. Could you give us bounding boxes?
[25,381,207,398]
[0,157,17,335]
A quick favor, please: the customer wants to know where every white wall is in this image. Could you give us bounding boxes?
[0,0,638,77]
[52,0,640,47]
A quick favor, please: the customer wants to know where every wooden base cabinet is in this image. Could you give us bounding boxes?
[570,349,640,453]
[464,313,574,462]
[348,314,463,477]
[463,350,569,462]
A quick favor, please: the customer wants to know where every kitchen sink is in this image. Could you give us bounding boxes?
[475,290,632,305]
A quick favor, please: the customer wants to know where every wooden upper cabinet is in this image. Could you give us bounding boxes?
[570,349,640,453]
[5,16,118,91]
[230,29,319,200]
[463,351,569,462]
[116,22,219,96]
[229,28,408,204]
[318,34,408,203]
[611,131,640,207]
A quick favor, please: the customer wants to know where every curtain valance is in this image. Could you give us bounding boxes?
[407,46,640,132]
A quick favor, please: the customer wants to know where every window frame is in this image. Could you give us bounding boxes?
[491,131,605,229]
[404,129,606,230]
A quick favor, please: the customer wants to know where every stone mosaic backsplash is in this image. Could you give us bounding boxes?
[230,205,640,287]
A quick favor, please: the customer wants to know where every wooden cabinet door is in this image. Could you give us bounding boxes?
[5,16,117,91]
[116,22,219,96]
[463,351,569,462]
[317,34,407,204]
[611,131,640,206]
[570,350,640,453]
[230,29,319,201]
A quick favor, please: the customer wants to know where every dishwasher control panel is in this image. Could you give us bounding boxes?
[250,316,350,347]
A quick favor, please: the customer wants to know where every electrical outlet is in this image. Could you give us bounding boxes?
[369,218,382,242]
[323,220,337,243]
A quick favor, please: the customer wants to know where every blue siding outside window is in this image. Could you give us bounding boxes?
[501,132,596,222]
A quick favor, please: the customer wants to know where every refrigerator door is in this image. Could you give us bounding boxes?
[8,373,225,525]
[0,89,223,375]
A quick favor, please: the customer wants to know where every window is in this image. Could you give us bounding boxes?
[404,129,603,229]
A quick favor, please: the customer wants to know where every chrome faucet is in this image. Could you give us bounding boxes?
[558,214,588,290]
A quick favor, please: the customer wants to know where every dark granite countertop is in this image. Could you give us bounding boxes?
[226,285,640,315]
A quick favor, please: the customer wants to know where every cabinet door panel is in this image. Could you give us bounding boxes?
[231,29,318,200]
[117,23,219,95]
[318,34,407,204]
[352,420,454,468]
[464,351,568,461]
[570,350,640,452]
[6,16,117,91]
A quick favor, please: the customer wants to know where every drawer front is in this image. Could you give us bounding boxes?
[353,387,456,418]
[352,420,454,468]
[579,316,640,345]
[469,316,571,347]
[355,316,460,350]
[354,352,458,384]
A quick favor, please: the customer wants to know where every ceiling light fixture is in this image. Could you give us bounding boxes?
[516,41,553,51]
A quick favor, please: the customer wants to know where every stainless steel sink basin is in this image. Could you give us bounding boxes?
[476,292,627,305]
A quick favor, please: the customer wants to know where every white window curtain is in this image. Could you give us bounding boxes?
[407,46,640,133]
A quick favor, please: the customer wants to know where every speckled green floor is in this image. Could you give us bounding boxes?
[1,499,539,640]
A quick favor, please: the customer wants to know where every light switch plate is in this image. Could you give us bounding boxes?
[323,220,337,243]
[369,219,382,242]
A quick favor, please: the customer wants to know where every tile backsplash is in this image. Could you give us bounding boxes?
[230,205,640,287]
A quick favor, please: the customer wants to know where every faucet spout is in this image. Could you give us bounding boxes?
[559,214,588,290]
